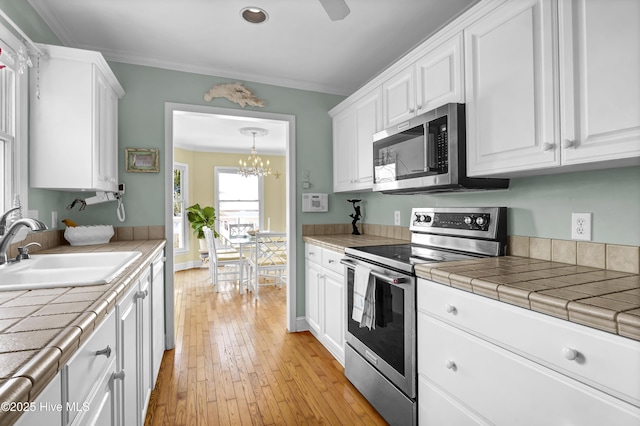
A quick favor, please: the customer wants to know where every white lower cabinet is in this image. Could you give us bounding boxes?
[305,243,345,364]
[11,250,166,426]
[417,278,640,425]
[151,252,166,385]
[62,308,118,426]
[117,266,152,426]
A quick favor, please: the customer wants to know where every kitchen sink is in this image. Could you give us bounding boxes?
[0,251,142,290]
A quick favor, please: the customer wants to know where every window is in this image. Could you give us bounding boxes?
[173,163,188,252]
[0,24,29,213]
[215,167,263,238]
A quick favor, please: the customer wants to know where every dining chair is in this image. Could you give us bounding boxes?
[203,226,245,292]
[247,232,287,300]
[228,223,254,238]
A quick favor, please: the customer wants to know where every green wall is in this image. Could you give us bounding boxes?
[358,166,640,246]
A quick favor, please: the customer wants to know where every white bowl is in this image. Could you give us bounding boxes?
[64,225,114,246]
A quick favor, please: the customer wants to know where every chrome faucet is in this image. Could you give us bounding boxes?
[0,208,48,265]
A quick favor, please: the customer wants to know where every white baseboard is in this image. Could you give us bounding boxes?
[173,261,202,271]
[295,317,309,332]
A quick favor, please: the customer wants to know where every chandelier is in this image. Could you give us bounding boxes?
[238,127,272,177]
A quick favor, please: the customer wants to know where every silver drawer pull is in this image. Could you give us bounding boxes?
[445,360,457,371]
[327,259,335,264]
[95,345,112,358]
[135,289,149,300]
[446,304,457,314]
[113,370,125,381]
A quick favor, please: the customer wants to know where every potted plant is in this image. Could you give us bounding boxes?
[186,204,219,245]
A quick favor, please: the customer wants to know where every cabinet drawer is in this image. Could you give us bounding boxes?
[65,308,116,423]
[305,244,322,262]
[418,314,640,425]
[417,278,640,407]
[418,374,488,426]
[322,249,344,276]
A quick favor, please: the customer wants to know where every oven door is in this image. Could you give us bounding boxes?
[342,257,416,399]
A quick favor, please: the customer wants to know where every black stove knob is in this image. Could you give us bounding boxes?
[423,215,432,223]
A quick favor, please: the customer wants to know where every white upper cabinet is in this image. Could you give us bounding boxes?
[415,33,465,114]
[465,0,560,177]
[466,0,640,177]
[382,66,416,127]
[332,87,382,192]
[559,0,640,166]
[30,44,125,192]
[383,34,465,128]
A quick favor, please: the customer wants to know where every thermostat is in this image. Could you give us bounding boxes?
[302,193,328,212]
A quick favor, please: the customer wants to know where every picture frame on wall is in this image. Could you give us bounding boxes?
[125,148,159,173]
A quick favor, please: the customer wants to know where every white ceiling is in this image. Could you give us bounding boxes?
[27,0,478,154]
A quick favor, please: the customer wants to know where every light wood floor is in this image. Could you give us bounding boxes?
[144,268,387,425]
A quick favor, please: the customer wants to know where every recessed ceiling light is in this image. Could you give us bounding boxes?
[241,7,269,24]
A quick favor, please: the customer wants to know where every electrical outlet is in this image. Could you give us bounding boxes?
[394,210,401,226]
[571,213,592,241]
[51,211,58,229]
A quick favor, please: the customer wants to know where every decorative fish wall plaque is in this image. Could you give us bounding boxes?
[203,82,265,108]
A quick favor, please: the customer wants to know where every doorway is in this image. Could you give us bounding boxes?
[164,103,297,349]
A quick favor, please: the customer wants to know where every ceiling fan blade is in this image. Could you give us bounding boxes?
[318,0,350,21]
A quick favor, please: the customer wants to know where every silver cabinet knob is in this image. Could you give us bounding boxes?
[135,289,149,300]
[113,370,125,381]
[95,345,111,358]
[563,347,578,361]
[445,360,456,370]
[542,142,555,152]
[562,140,574,149]
[445,304,457,314]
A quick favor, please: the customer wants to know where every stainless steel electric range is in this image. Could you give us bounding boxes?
[341,207,507,425]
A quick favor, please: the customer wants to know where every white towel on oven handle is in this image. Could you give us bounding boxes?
[352,264,371,324]
[360,274,376,330]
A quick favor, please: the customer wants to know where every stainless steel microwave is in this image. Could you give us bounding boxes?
[372,103,509,194]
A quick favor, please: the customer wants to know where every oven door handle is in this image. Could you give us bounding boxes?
[341,259,410,285]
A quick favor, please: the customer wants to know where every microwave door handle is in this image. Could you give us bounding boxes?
[426,132,436,171]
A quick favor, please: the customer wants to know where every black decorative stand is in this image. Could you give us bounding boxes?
[347,199,361,235]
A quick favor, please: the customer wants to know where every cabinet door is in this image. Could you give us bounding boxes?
[416,33,465,112]
[383,66,416,127]
[117,285,139,426]
[353,88,382,189]
[139,274,152,422]
[560,0,640,166]
[151,254,165,385]
[72,359,117,426]
[465,0,560,177]
[321,269,345,363]
[332,108,357,192]
[94,65,119,192]
[305,258,322,333]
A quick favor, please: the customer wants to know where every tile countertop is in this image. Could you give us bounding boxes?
[0,239,166,425]
[302,234,407,253]
[415,256,640,341]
